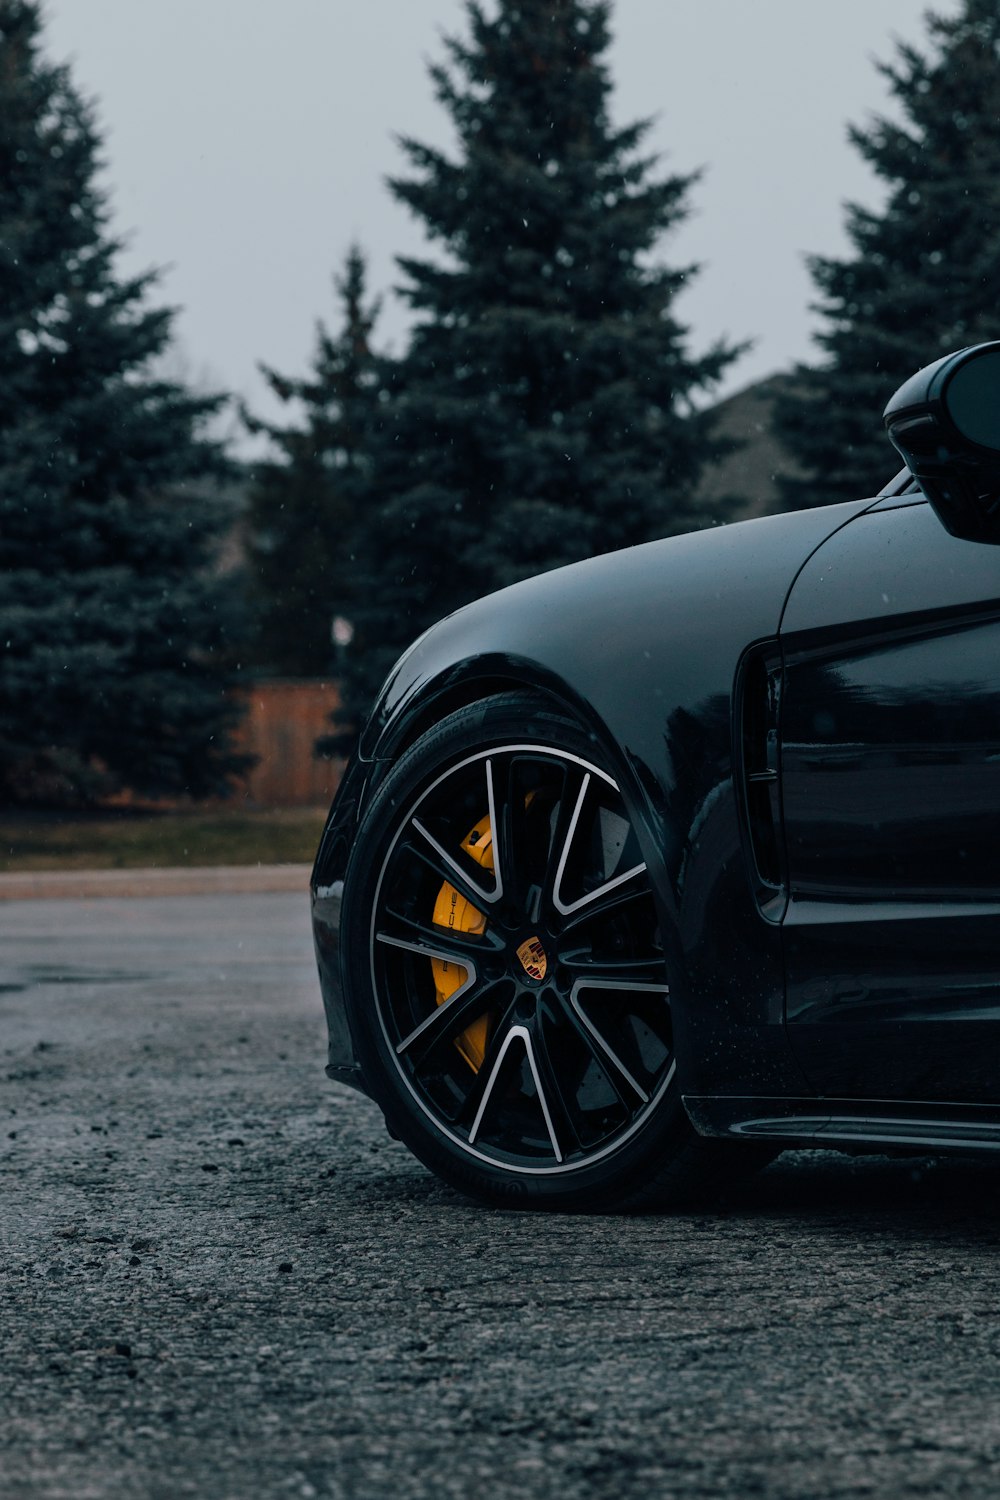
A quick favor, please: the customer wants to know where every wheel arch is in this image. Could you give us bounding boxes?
[361,654,672,917]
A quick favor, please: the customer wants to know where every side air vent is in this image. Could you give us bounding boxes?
[738,647,786,920]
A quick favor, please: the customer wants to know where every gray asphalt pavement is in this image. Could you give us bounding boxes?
[4,890,1000,1499]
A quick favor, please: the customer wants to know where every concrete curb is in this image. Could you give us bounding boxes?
[0,864,313,901]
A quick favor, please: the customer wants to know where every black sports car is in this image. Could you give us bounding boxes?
[312,341,1000,1210]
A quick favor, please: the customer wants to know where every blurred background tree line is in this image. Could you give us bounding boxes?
[1,0,997,806]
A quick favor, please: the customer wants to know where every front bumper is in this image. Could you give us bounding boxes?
[312,878,369,1094]
[311,753,376,1097]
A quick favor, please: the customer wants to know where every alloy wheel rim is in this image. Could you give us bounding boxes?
[369,744,674,1175]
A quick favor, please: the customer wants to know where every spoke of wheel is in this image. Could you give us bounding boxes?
[557,881,651,936]
[490,755,534,909]
[548,774,646,918]
[375,933,492,1062]
[555,1001,638,1112]
[557,951,668,982]
[530,1018,585,1155]
[456,1012,514,1128]
[408,819,501,909]
[395,989,501,1065]
[548,770,589,913]
[540,762,587,912]
[566,978,670,1106]
[380,905,504,963]
[554,859,648,918]
[468,1024,563,1162]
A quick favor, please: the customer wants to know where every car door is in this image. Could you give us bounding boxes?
[778,495,1000,1103]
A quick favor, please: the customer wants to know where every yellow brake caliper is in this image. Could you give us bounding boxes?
[431,814,493,1072]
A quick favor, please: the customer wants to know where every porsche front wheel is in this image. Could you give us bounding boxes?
[341,694,732,1210]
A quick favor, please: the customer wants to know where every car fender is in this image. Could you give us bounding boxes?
[319,498,871,1102]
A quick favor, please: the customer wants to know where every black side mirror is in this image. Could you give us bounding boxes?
[884,342,1000,543]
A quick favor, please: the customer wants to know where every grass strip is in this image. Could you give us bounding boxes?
[0,806,329,872]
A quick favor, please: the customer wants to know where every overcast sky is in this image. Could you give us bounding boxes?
[43,0,958,444]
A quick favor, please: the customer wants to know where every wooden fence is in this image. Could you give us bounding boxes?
[231,678,344,808]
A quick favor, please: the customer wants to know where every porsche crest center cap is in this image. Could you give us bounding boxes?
[516,936,547,983]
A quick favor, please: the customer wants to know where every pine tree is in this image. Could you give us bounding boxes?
[0,0,245,805]
[244,245,383,676]
[341,0,738,722]
[775,0,1000,509]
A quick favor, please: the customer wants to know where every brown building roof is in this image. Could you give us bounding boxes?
[695,372,802,522]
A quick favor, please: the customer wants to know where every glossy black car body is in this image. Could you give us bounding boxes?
[313,345,1000,1201]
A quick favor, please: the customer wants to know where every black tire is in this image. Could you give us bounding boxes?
[341,693,748,1211]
